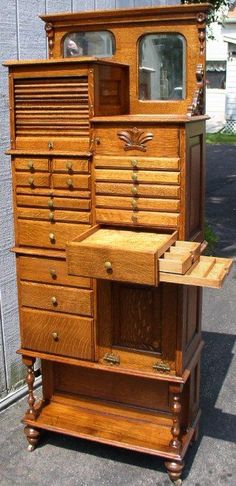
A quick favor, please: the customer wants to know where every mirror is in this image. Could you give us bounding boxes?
[63,31,115,58]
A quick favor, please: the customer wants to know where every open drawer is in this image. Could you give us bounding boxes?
[66,227,233,289]
[67,225,177,286]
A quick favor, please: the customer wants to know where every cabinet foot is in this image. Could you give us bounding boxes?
[24,425,41,451]
[164,459,184,484]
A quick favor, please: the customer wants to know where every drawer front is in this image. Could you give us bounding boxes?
[96,182,180,198]
[17,207,91,224]
[20,282,93,316]
[52,174,90,190]
[52,158,89,173]
[18,220,90,249]
[96,195,180,212]
[95,169,180,185]
[94,155,180,170]
[16,195,91,210]
[94,126,179,157]
[15,157,49,171]
[15,173,50,188]
[96,209,179,228]
[18,255,91,288]
[21,308,94,360]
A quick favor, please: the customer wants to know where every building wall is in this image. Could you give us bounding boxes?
[0,0,180,401]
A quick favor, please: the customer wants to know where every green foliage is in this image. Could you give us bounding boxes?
[206,132,236,144]
[204,222,219,255]
[181,0,234,24]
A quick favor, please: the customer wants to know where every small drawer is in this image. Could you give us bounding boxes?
[14,157,49,172]
[96,182,180,198]
[67,226,177,286]
[18,220,90,250]
[95,195,180,212]
[16,194,91,211]
[17,207,91,224]
[52,158,89,173]
[52,174,90,190]
[94,155,180,170]
[20,282,93,316]
[18,255,91,288]
[15,172,50,188]
[96,208,179,228]
[21,308,94,360]
[95,169,180,185]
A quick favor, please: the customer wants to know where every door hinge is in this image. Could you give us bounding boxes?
[153,361,170,373]
[103,353,120,365]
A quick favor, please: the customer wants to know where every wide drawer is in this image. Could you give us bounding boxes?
[20,281,93,316]
[95,208,179,227]
[52,158,89,173]
[14,157,49,171]
[18,220,90,250]
[96,195,180,212]
[16,195,91,210]
[95,182,180,198]
[21,308,94,360]
[95,169,180,185]
[67,226,177,286]
[94,155,180,170]
[18,255,91,288]
[17,207,91,224]
[52,174,90,190]
[15,172,50,188]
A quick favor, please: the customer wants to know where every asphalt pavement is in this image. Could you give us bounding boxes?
[0,144,235,486]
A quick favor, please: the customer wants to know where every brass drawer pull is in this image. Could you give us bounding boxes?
[49,232,55,242]
[48,199,54,209]
[131,186,138,195]
[52,332,59,341]
[51,296,57,305]
[49,211,54,222]
[131,214,138,222]
[131,159,138,167]
[104,261,112,272]
[49,269,57,279]
[48,141,54,150]
[131,199,138,210]
[103,353,120,365]
[28,161,34,170]
[66,161,73,171]
[67,178,73,187]
[28,177,34,186]
[131,173,138,182]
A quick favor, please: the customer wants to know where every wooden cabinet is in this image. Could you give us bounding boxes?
[4,4,233,484]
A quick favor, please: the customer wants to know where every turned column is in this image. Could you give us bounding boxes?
[22,356,41,451]
[165,384,184,485]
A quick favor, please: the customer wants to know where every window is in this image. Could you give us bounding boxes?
[139,34,186,101]
[206,61,226,89]
[63,31,115,58]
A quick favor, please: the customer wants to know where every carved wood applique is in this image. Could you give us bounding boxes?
[188,64,205,116]
[196,12,206,56]
[45,23,55,58]
[117,127,154,152]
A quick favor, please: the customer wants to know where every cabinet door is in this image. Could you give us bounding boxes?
[96,280,177,374]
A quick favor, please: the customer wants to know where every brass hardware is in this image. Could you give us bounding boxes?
[131,199,138,210]
[49,232,55,242]
[48,199,54,209]
[51,296,57,305]
[66,161,73,171]
[67,178,73,187]
[104,261,112,272]
[28,177,34,186]
[95,137,101,145]
[52,332,59,341]
[131,159,138,167]
[131,214,138,222]
[48,141,54,150]
[153,361,170,373]
[103,353,120,365]
[131,186,138,195]
[28,161,34,170]
[49,269,57,279]
[49,211,54,222]
[131,173,138,182]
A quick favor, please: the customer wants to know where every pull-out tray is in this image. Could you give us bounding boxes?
[66,226,233,288]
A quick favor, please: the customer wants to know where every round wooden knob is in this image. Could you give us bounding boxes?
[131,173,138,182]
[66,161,73,171]
[28,177,34,186]
[131,186,138,195]
[132,214,138,223]
[49,233,55,242]
[104,261,112,272]
[52,332,59,341]
[51,296,57,305]
[28,161,34,170]
[131,159,138,167]
[48,199,54,209]
[131,199,138,209]
[49,211,54,222]
[67,178,73,187]
[49,269,57,279]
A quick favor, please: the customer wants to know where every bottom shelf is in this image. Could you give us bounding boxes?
[24,393,198,460]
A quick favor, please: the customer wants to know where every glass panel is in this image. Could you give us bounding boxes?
[139,34,186,101]
[63,31,115,58]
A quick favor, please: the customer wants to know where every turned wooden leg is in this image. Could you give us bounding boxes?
[165,459,184,485]
[22,356,38,420]
[169,385,183,451]
[24,425,41,452]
